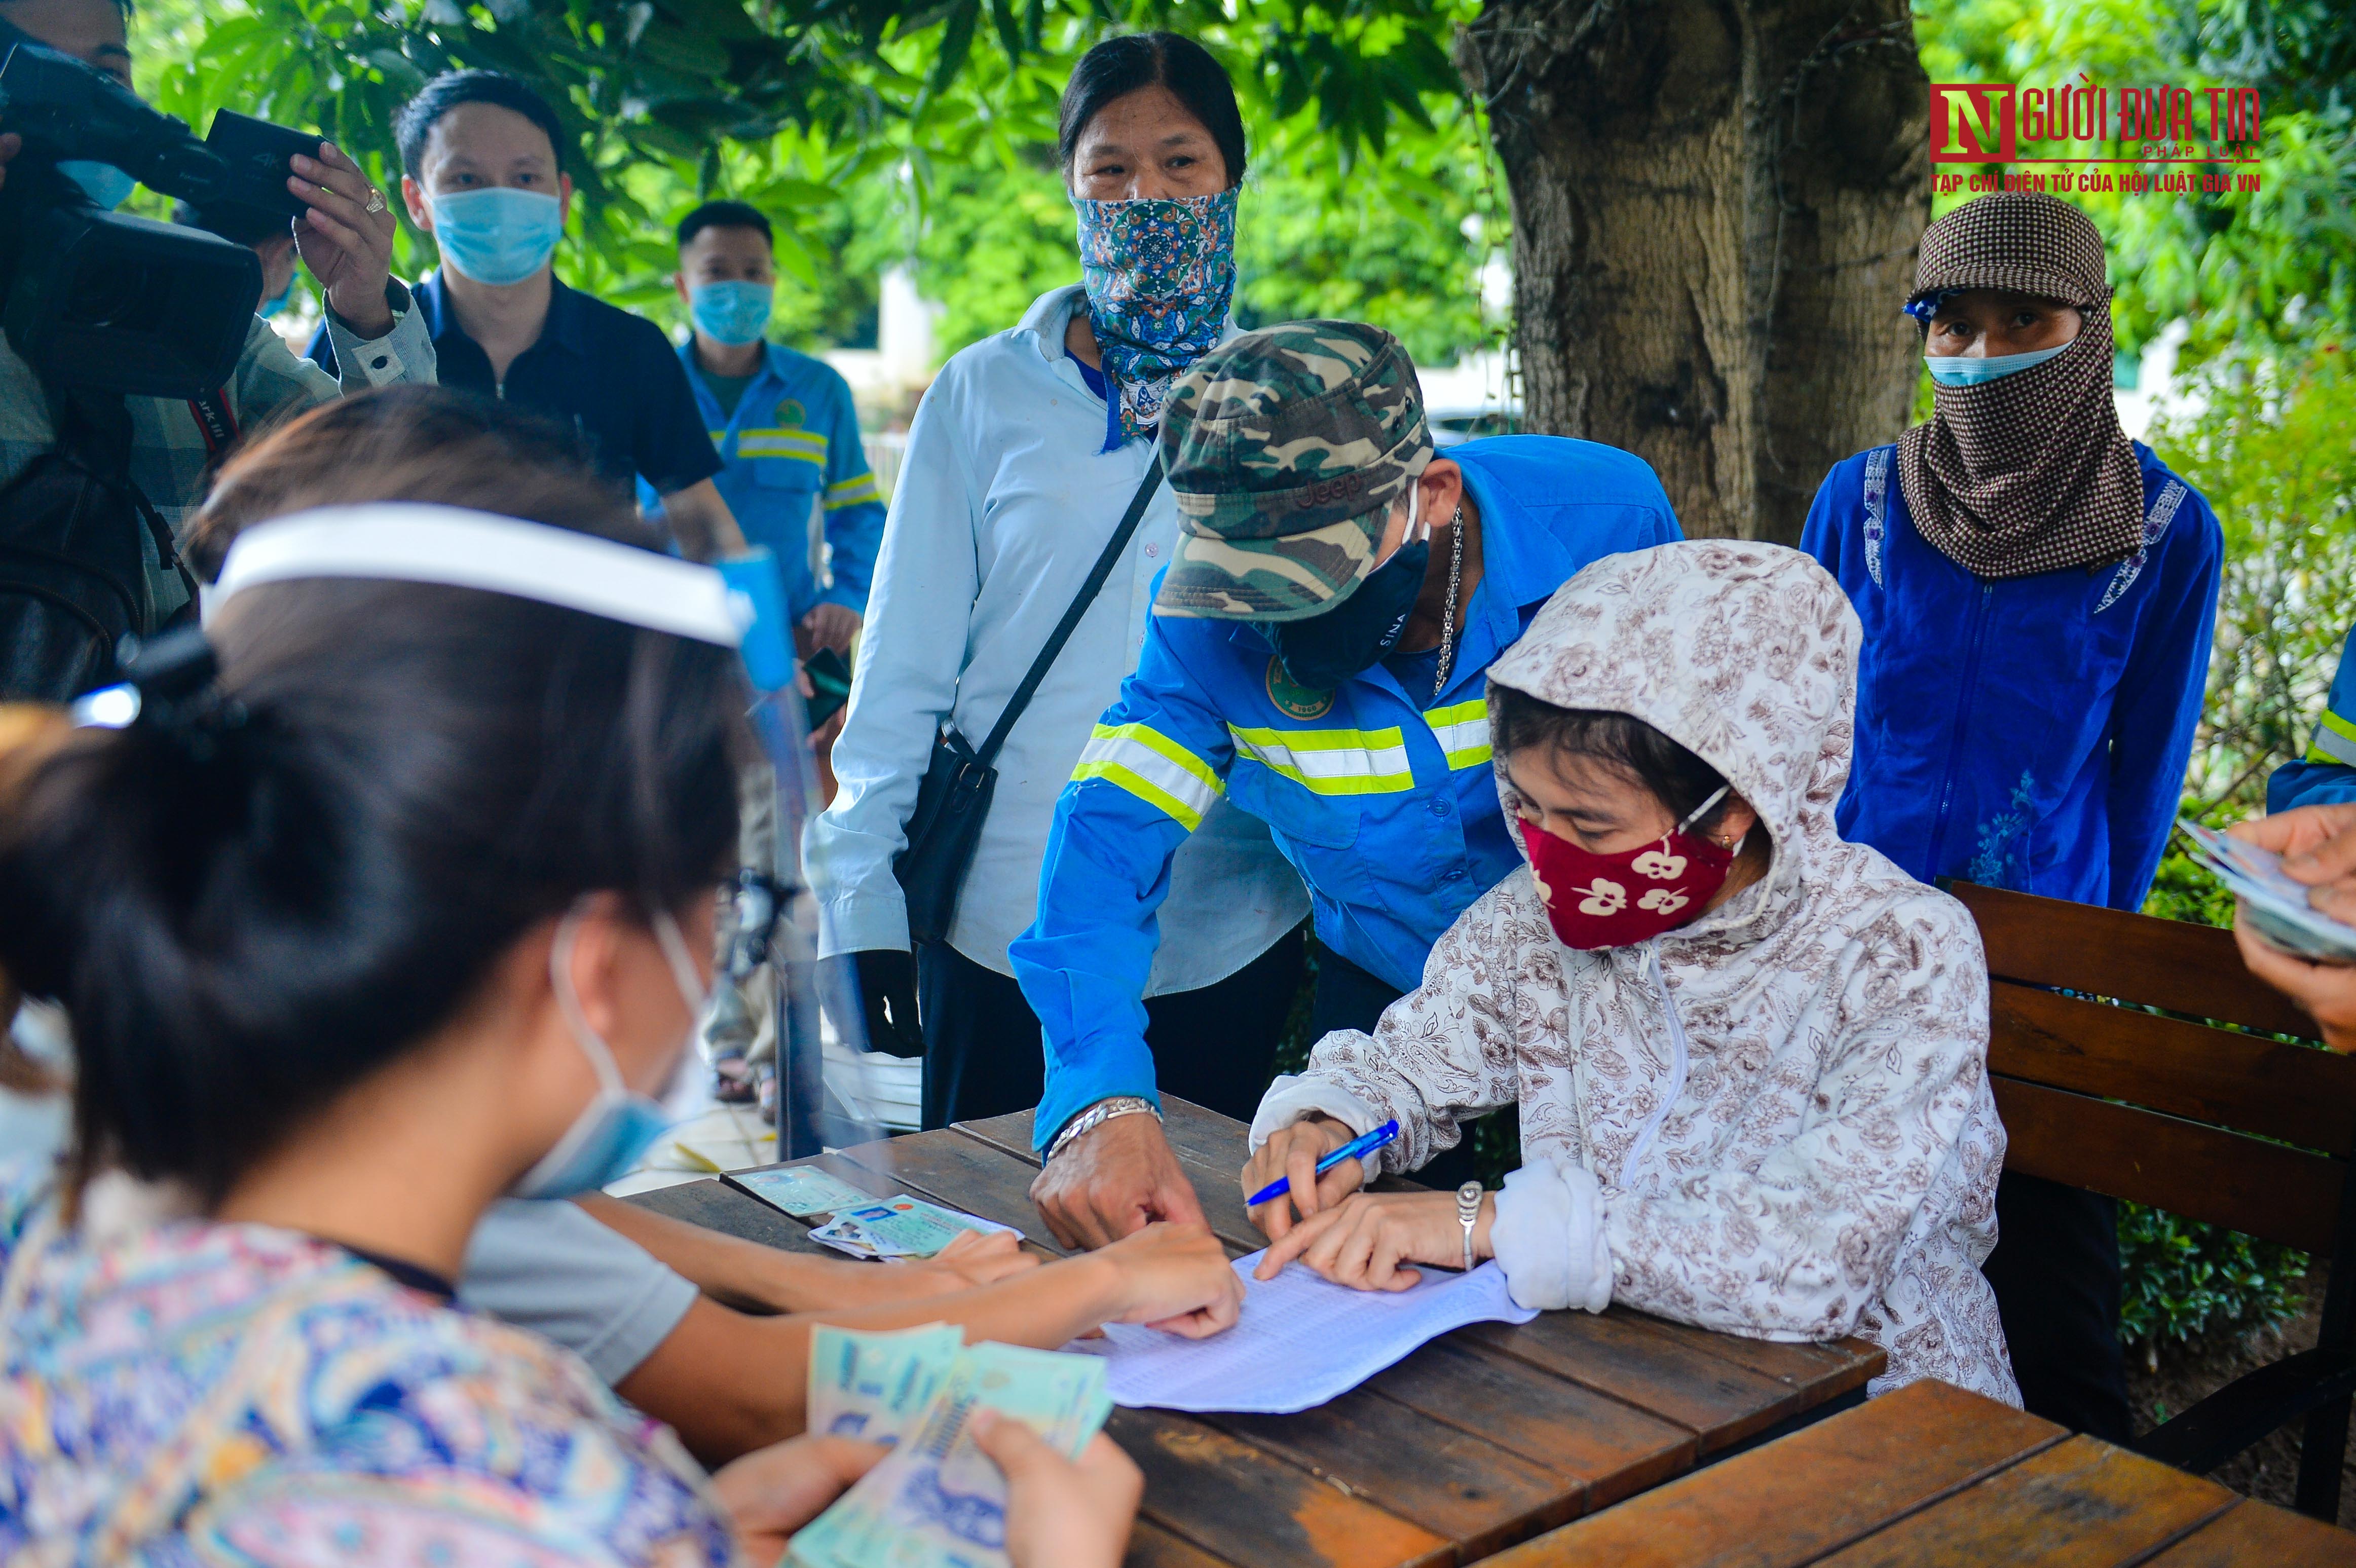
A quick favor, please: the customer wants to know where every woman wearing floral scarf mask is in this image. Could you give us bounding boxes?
[810,34,1309,1130]
[1799,192,2223,1440]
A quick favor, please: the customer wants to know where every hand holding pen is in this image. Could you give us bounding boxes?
[1241,1117,1401,1240]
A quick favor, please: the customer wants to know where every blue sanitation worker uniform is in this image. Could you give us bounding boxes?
[674,341,885,619]
[2268,625,2356,812]
[1012,434,1682,1151]
[1802,438,2221,910]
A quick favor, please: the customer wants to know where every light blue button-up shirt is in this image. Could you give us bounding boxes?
[805,286,1308,985]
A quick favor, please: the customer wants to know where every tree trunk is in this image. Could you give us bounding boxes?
[1462,0,1930,543]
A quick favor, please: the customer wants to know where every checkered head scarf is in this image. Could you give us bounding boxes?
[1897,193,2145,580]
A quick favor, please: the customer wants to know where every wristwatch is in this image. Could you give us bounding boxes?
[1045,1096,1161,1163]
[1456,1181,1484,1273]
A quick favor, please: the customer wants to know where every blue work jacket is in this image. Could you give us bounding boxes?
[2268,625,2356,812]
[668,341,885,619]
[1802,440,2221,911]
[1009,435,1684,1149]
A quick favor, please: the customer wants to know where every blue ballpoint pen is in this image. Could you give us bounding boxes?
[1246,1119,1401,1208]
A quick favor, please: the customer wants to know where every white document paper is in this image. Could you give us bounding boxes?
[1065,1250,1539,1414]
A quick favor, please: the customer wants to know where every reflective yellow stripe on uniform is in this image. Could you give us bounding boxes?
[1072,723,1225,832]
[1227,724,1413,796]
[2309,708,2356,768]
[1424,698,1491,770]
[736,428,829,465]
[824,471,883,510]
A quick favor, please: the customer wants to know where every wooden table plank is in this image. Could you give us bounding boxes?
[1478,1379,2065,1568]
[2139,1497,2356,1565]
[1108,1407,1453,1568]
[1602,1315,1883,1425]
[622,1178,837,1258]
[1203,1388,1583,1558]
[1128,1519,1246,1568]
[1367,1337,1695,1508]
[1465,1311,1806,1451]
[1810,1435,2235,1567]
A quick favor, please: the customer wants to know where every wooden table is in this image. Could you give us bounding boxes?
[628,1095,1885,1568]
[1481,1376,2356,1565]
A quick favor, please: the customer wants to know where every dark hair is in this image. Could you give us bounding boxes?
[186,385,621,582]
[0,388,743,1205]
[1489,686,1734,834]
[677,200,773,251]
[395,68,566,178]
[1057,32,1245,187]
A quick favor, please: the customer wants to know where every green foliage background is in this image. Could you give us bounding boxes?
[123,0,1506,376]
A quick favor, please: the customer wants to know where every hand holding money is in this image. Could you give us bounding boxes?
[972,1415,1143,1568]
[710,1434,888,1567]
[789,1329,1125,1568]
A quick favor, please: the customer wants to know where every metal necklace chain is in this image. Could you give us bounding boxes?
[1432,503,1466,703]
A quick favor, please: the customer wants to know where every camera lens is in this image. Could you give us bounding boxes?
[62,253,169,333]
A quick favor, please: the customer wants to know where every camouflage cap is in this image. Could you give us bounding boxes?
[1152,319,1433,622]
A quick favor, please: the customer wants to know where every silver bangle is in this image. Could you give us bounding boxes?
[1457,1181,1484,1273]
[1046,1095,1161,1163]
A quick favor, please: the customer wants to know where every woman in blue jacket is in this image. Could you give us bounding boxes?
[1801,192,2223,1442]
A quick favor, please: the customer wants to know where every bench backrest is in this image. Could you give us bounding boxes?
[1948,881,2356,1256]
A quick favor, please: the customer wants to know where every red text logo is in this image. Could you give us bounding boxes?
[1930,84,2015,163]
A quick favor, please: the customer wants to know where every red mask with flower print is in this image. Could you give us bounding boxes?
[1521,786,1738,950]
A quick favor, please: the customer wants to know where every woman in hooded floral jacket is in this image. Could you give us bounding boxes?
[1241,541,2018,1401]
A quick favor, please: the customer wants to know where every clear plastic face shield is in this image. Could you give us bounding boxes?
[89,506,889,1176]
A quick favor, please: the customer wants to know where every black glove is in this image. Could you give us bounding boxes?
[854,948,925,1058]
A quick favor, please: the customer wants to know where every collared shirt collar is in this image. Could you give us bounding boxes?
[675,338,792,428]
[416,270,584,358]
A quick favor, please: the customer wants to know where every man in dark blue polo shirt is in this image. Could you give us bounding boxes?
[309,69,744,559]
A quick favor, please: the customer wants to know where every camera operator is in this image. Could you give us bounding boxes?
[0,0,435,631]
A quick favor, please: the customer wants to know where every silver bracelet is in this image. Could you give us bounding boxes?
[1457,1181,1484,1273]
[1046,1096,1161,1163]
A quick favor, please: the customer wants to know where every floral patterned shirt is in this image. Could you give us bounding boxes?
[1254,541,2020,1403]
[0,1165,742,1567]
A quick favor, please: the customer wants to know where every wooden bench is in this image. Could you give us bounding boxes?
[1948,880,2356,1519]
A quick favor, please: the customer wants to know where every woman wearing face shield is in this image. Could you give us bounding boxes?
[1799,193,2225,1442]
[0,491,1233,1562]
[1012,319,1683,1250]
[809,34,1312,1132]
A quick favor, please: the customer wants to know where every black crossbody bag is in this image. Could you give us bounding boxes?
[893,456,1166,945]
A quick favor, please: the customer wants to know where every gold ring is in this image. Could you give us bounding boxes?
[364,188,387,214]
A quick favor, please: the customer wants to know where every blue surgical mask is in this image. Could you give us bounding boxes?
[257,280,293,320]
[60,160,136,212]
[428,186,565,287]
[1924,344,2070,386]
[690,280,774,347]
[510,906,710,1200]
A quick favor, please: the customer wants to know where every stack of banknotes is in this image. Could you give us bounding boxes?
[791,1324,1114,1568]
[2180,818,2356,962]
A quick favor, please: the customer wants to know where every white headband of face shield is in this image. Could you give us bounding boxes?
[206,503,746,645]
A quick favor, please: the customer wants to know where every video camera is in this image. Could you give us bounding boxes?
[0,35,324,400]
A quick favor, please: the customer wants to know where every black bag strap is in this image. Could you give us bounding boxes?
[975,454,1164,767]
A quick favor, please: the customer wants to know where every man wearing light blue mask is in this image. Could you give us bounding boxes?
[303,69,746,562]
[1800,191,2224,1447]
[664,200,883,684]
